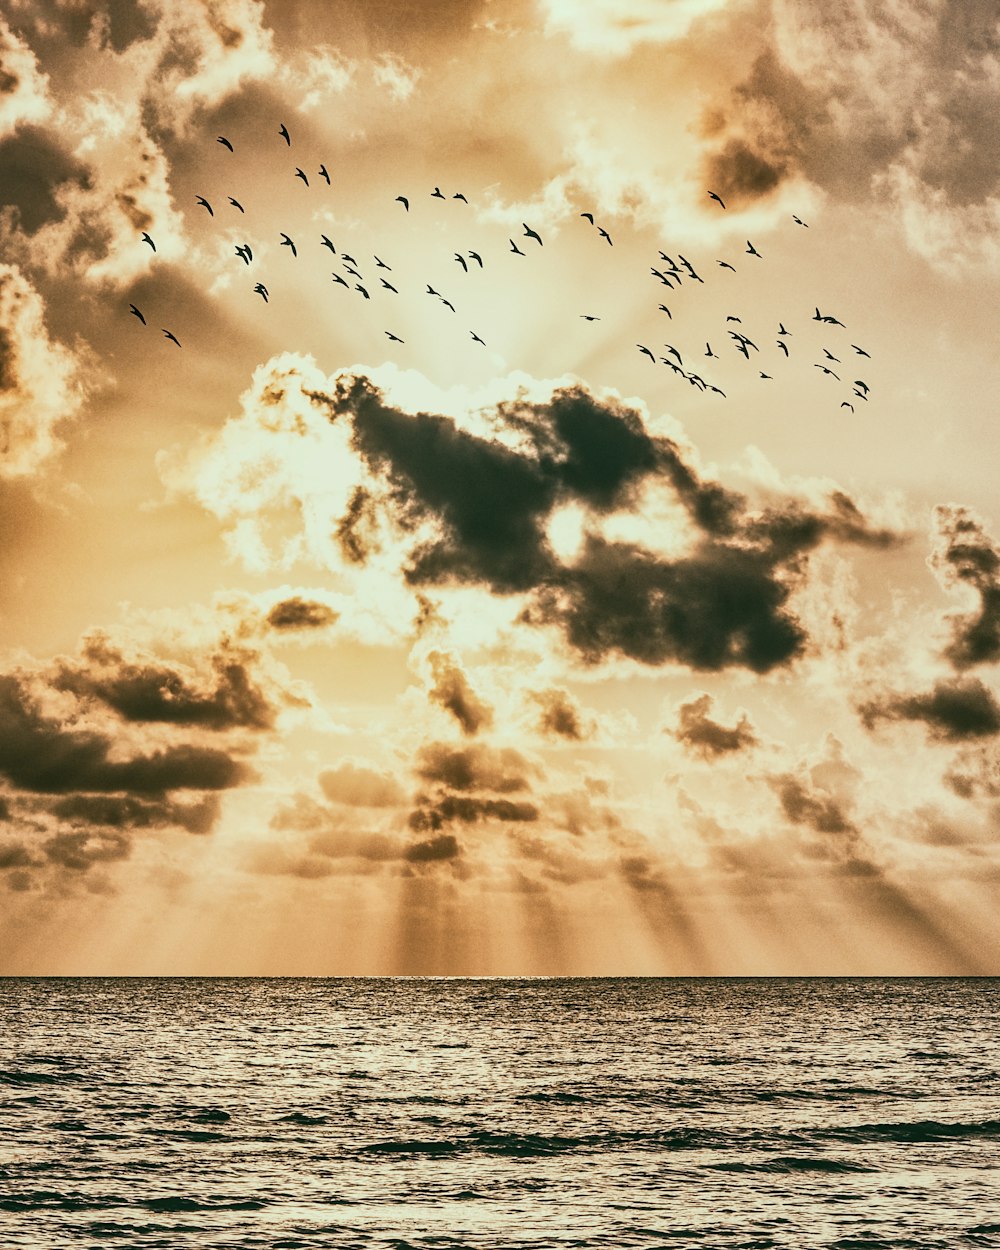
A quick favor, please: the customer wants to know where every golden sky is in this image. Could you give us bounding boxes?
[2,0,999,974]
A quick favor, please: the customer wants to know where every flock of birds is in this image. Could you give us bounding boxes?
[127,125,873,414]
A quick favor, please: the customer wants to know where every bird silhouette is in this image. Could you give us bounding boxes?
[814,307,845,326]
[426,285,439,296]
[374,256,390,270]
[453,192,468,203]
[841,401,854,412]
[745,240,761,257]
[852,344,871,357]
[254,283,268,302]
[385,331,404,342]
[815,364,840,379]
[295,168,309,186]
[718,260,736,271]
[396,196,409,211]
[597,227,613,246]
[454,253,468,272]
[235,244,252,265]
[320,235,336,254]
[356,284,370,299]
[228,197,244,212]
[708,191,726,209]
[678,255,703,282]
[278,123,290,145]
[195,196,213,216]
[162,329,180,347]
[468,251,483,267]
[280,234,297,256]
[778,323,791,335]
[705,343,718,359]
[509,239,524,255]
[853,380,870,395]
[470,331,485,345]
[380,278,398,293]
[318,164,330,184]
[777,340,789,356]
[823,349,841,363]
[580,315,601,321]
[637,345,655,361]
[793,215,808,227]
[658,305,672,318]
[440,297,455,312]
[128,304,145,325]
[217,135,234,151]
[759,371,772,379]
[341,253,357,265]
[344,265,362,280]
[709,386,726,397]
[331,273,348,287]
[522,223,543,245]
[581,212,595,223]
[141,232,155,251]
[664,345,683,366]
[432,186,445,199]
[726,315,742,323]
[853,388,869,401]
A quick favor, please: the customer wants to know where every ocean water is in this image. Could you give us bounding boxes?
[1,978,999,1249]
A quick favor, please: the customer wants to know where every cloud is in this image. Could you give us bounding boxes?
[266,596,339,631]
[414,742,535,793]
[426,651,493,736]
[860,676,1000,742]
[770,772,857,837]
[404,833,460,862]
[672,692,759,758]
[539,0,736,57]
[42,828,131,871]
[530,686,592,740]
[47,792,222,835]
[409,793,539,832]
[318,761,407,808]
[0,262,86,479]
[0,16,52,139]
[929,505,1000,669]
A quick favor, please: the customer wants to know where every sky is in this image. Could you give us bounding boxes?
[2,0,1000,976]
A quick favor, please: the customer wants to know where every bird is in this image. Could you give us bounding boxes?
[664,345,683,366]
[661,358,684,374]
[440,297,455,312]
[841,401,854,412]
[254,283,268,302]
[659,252,678,267]
[793,215,808,227]
[278,123,290,145]
[235,244,252,265]
[141,232,155,251]
[734,341,750,359]
[854,380,870,395]
[777,340,789,356]
[580,212,595,224]
[453,192,468,203]
[853,388,869,401]
[650,269,674,287]
[356,284,370,299]
[814,307,845,326]
[705,343,718,359]
[320,235,336,254]
[815,364,840,379]
[295,168,309,186]
[385,331,404,342]
[162,329,180,347]
[823,349,841,363]
[318,164,330,184]
[469,251,483,267]
[217,135,234,151]
[522,223,542,245]
[380,278,398,293]
[597,227,613,246]
[344,265,362,280]
[396,196,409,211]
[471,331,485,345]
[195,195,213,216]
[454,253,468,272]
[718,260,736,271]
[510,239,524,255]
[678,255,703,282]
[580,315,601,321]
[426,285,439,296]
[852,344,871,357]
[637,345,655,361]
[228,197,244,212]
[778,323,791,335]
[128,304,145,325]
[759,371,772,379]
[708,190,726,209]
[374,256,390,270]
[658,305,672,318]
[341,253,357,265]
[280,233,297,257]
[726,315,742,323]
[745,240,761,257]
[331,273,348,287]
[432,186,445,199]
[709,386,726,397]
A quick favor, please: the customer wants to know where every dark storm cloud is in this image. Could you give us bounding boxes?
[414,742,533,793]
[4,2,155,53]
[0,673,252,794]
[929,506,1000,669]
[860,677,1000,741]
[266,597,338,631]
[427,651,493,736]
[673,693,759,759]
[318,762,406,808]
[0,794,10,821]
[43,829,131,871]
[336,486,380,564]
[703,137,787,206]
[531,687,590,741]
[0,840,37,869]
[770,774,857,836]
[330,375,896,673]
[48,792,221,835]
[409,793,539,832]
[0,127,91,234]
[403,833,461,862]
[52,640,277,730]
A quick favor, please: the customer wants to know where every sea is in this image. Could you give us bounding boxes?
[1,977,999,1249]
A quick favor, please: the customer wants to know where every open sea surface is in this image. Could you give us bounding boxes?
[1,977,999,1249]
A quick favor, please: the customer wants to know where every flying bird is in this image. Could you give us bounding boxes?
[522,223,543,245]
[471,331,485,345]
[793,215,808,227]
[745,240,762,257]
[318,164,330,184]
[854,380,870,395]
[380,278,398,293]
[759,371,772,379]
[217,135,234,151]
[815,364,840,379]
[195,195,213,216]
[228,197,244,212]
[128,304,145,325]
[718,260,736,271]
[853,388,869,401]
[162,329,180,347]
[814,307,845,326]
[510,239,524,255]
[658,305,672,318]
[278,123,290,145]
[777,340,789,356]
[331,273,348,287]
[580,315,601,321]
[708,190,726,209]
[385,331,404,342]
[580,212,595,223]
[254,283,268,302]
[440,297,456,312]
[637,344,655,361]
[235,244,252,265]
[726,315,742,323]
[454,253,469,272]
[705,343,718,359]
[141,232,155,251]
[778,323,791,336]
[841,401,854,412]
[432,186,445,199]
[597,227,613,246]
[823,349,841,363]
[356,284,370,299]
[341,253,357,265]
[852,344,871,357]
[426,285,439,296]
[280,233,297,256]
[295,168,309,186]
[468,251,483,267]
[320,235,336,254]
[396,196,409,211]
[344,265,362,280]
[453,192,468,203]
[709,386,726,397]
[664,345,683,366]
[374,256,391,270]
